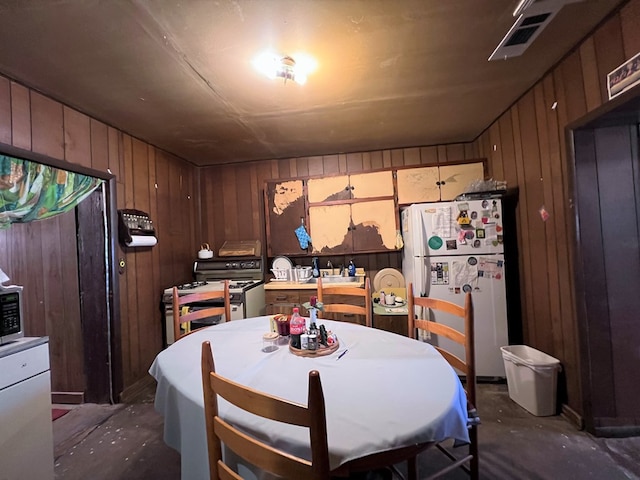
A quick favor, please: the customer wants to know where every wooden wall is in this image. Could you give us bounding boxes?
[473,0,640,417]
[200,144,481,275]
[0,76,199,396]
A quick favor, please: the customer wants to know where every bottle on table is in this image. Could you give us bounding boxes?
[289,307,305,349]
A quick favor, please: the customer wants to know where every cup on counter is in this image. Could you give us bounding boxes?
[385,292,396,306]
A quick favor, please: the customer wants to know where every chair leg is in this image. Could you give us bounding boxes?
[407,455,417,480]
[469,426,479,480]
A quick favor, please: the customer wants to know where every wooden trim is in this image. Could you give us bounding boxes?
[52,392,85,405]
[561,403,584,430]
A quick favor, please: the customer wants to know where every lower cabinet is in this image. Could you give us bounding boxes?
[266,289,316,316]
[373,314,408,337]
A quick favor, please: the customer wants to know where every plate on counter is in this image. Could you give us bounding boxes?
[272,256,293,271]
[373,268,405,291]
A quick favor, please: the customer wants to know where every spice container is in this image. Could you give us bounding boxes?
[307,333,318,351]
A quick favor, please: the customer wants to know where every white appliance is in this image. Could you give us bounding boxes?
[162,256,266,346]
[0,337,54,479]
[0,284,24,344]
[401,198,509,378]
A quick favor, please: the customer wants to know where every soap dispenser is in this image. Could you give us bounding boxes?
[312,257,320,278]
[348,259,356,277]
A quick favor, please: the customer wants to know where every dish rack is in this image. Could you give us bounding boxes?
[271,268,290,281]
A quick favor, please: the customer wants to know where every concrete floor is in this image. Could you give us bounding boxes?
[52,382,640,480]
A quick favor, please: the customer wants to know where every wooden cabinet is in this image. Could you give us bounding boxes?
[264,161,486,256]
[396,161,485,204]
[307,171,394,203]
[265,289,317,316]
[308,171,397,254]
[264,179,307,256]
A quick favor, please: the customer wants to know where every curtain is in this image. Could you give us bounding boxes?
[0,155,103,229]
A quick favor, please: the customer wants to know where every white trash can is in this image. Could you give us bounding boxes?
[500,345,562,416]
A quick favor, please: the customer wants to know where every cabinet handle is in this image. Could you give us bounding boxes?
[275,296,287,301]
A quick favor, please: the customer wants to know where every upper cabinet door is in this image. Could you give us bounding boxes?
[438,162,485,200]
[351,199,397,252]
[308,204,352,254]
[349,171,394,198]
[307,175,350,203]
[396,166,440,204]
[396,161,485,204]
[264,179,307,256]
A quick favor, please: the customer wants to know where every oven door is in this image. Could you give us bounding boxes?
[163,301,243,347]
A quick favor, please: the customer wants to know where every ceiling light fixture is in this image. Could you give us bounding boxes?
[253,51,316,85]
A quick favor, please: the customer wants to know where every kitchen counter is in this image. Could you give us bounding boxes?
[265,275,366,290]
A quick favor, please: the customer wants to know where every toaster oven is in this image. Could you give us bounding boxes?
[0,285,24,345]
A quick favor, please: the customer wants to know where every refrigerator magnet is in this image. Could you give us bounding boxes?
[476,228,485,239]
[446,240,457,250]
[428,236,443,249]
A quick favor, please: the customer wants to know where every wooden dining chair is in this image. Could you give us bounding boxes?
[405,283,478,480]
[316,277,372,328]
[172,280,230,342]
[200,341,331,480]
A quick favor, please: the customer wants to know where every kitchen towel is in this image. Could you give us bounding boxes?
[294,224,312,249]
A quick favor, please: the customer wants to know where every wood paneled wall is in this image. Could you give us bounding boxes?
[199,144,481,275]
[473,0,640,417]
[0,76,199,396]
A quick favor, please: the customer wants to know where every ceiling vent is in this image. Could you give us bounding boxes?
[488,0,583,61]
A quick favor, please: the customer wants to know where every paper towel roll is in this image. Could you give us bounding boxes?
[126,235,157,247]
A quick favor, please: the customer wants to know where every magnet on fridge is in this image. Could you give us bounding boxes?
[428,236,443,249]
[482,200,489,208]
[465,230,475,239]
[462,284,472,293]
[473,239,481,248]
[446,240,457,250]
[470,211,478,220]
[476,229,485,239]
[468,257,478,265]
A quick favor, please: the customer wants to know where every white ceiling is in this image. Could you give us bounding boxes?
[0,0,624,166]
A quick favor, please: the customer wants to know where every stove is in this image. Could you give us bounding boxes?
[162,255,266,346]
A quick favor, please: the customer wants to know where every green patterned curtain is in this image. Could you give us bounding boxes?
[0,155,103,229]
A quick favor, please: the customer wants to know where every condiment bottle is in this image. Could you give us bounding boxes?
[312,257,320,278]
[348,259,356,277]
[289,308,305,349]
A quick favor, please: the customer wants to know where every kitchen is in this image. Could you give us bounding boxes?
[0,3,639,475]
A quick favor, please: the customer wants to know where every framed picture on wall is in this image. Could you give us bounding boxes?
[607,51,640,100]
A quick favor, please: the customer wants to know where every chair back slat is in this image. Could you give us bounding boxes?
[173,281,231,341]
[317,277,372,327]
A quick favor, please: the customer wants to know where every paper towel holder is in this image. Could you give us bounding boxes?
[117,209,158,248]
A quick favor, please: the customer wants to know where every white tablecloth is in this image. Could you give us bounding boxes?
[149,316,469,480]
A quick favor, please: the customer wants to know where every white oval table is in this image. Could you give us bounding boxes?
[150,316,469,480]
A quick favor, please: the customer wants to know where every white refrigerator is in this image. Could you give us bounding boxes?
[401,199,509,378]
